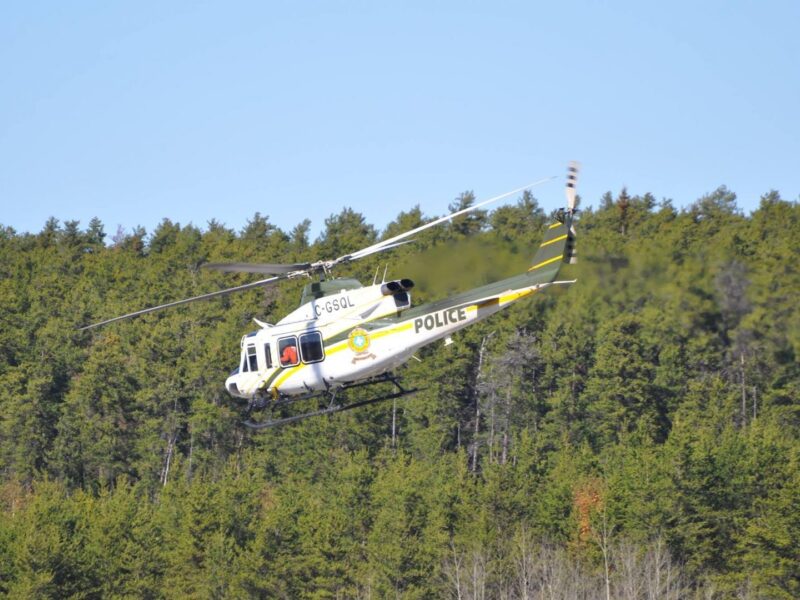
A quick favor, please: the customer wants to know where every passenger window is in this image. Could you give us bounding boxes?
[246,345,258,372]
[264,344,273,369]
[300,332,324,363]
[279,337,299,367]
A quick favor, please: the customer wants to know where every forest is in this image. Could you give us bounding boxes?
[1,186,799,598]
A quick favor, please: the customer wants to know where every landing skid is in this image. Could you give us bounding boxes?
[242,374,421,430]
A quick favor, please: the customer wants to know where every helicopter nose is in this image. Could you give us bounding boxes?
[225,373,242,397]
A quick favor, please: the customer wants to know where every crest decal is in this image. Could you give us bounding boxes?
[348,328,375,363]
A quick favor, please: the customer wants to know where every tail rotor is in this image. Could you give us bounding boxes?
[564,161,580,264]
[566,160,580,213]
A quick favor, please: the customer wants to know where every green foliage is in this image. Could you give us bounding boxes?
[1,189,798,596]
[584,314,666,445]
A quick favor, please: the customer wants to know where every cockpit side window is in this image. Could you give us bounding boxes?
[246,345,258,372]
[264,343,273,369]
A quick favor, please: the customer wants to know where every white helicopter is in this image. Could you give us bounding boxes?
[82,163,580,428]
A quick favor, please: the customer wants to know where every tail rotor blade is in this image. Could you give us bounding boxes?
[566,161,580,211]
[564,161,580,264]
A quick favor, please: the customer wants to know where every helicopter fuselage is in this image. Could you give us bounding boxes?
[225,270,568,401]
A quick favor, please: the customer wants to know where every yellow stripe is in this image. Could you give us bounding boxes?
[325,322,414,358]
[273,290,541,391]
[272,322,415,390]
[372,322,414,339]
[539,233,568,248]
[548,222,562,229]
[467,288,538,313]
[527,254,562,272]
[273,286,540,392]
[273,364,301,389]
[500,289,535,303]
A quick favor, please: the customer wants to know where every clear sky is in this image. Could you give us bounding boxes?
[2,1,798,240]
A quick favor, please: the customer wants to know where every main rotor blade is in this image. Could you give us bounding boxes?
[338,177,556,265]
[78,274,285,331]
[81,174,556,330]
[203,262,312,275]
[336,239,416,263]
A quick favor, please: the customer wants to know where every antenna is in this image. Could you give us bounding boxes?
[382,264,389,283]
[372,266,380,286]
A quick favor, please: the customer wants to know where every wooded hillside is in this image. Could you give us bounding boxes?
[1,187,798,598]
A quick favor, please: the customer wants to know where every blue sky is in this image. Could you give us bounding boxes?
[2,1,798,239]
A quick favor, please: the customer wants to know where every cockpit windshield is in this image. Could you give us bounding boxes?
[241,344,258,372]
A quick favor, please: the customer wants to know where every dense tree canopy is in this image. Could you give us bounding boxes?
[1,188,798,598]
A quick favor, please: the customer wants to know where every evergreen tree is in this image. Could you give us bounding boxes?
[0,186,798,596]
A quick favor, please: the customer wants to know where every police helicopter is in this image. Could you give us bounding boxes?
[81,163,580,428]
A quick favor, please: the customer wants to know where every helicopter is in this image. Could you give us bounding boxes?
[81,163,580,428]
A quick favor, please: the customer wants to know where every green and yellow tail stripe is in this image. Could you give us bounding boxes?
[525,217,573,282]
[527,254,563,272]
[539,233,568,248]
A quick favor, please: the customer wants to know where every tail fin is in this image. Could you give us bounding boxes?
[526,162,579,283]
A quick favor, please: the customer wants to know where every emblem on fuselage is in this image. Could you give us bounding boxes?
[348,327,375,363]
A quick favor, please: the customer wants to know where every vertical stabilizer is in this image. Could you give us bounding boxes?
[526,162,579,282]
